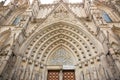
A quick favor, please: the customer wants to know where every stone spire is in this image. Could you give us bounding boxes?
[0,0,6,6]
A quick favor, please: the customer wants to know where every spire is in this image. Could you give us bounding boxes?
[0,0,6,6]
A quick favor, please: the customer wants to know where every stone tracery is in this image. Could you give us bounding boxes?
[47,48,74,65]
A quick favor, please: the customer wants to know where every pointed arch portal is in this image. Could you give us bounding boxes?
[19,22,105,80]
[1,0,120,80]
[20,21,104,66]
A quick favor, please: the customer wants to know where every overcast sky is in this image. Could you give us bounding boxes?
[0,0,83,5]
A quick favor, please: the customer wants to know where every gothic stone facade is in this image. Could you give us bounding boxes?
[0,0,120,80]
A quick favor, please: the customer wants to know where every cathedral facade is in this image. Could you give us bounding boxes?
[0,0,120,80]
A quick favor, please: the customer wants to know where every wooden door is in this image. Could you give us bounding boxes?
[63,70,75,80]
[47,70,60,80]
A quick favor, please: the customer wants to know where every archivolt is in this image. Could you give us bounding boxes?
[20,22,105,65]
[41,40,78,65]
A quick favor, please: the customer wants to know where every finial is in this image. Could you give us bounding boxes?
[0,0,6,6]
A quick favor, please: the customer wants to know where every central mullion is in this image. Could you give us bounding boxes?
[59,70,63,80]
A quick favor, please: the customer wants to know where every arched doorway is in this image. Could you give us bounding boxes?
[18,22,105,80]
[47,47,76,80]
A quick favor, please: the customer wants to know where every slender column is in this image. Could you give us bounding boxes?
[85,68,91,80]
[109,48,120,72]
[79,71,84,80]
[59,70,63,80]
[106,50,120,79]
[101,54,114,79]
[98,64,106,80]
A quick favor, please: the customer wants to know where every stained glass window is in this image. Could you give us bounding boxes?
[102,11,112,23]
[12,16,21,25]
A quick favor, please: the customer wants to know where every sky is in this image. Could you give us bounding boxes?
[0,0,83,5]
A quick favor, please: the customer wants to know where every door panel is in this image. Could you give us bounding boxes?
[47,70,75,80]
[63,70,75,80]
[47,70,60,80]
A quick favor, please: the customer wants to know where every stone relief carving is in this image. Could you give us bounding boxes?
[53,6,69,19]
[48,48,74,65]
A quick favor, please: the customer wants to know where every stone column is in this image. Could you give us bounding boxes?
[98,63,111,80]
[79,70,84,80]
[106,49,120,79]
[75,66,80,80]
[85,68,91,80]
[109,48,120,72]
[59,70,63,80]
[100,54,114,79]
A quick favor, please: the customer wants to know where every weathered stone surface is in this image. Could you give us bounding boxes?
[0,0,120,80]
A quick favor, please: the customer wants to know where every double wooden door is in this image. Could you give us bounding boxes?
[47,70,75,80]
